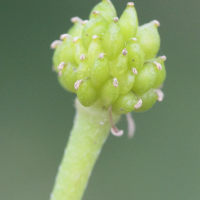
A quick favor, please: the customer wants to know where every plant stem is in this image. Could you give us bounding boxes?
[50,98,121,200]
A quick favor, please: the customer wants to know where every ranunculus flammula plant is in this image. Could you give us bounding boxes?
[50,1,166,200]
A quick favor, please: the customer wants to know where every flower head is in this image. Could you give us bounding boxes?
[51,0,167,136]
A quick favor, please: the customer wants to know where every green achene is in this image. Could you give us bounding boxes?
[67,17,84,37]
[91,53,110,88]
[151,56,166,88]
[73,37,87,65]
[132,61,159,95]
[118,69,135,94]
[137,20,160,60]
[52,44,62,73]
[134,88,158,112]
[87,35,104,68]
[58,35,77,65]
[112,91,138,114]
[126,37,145,71]
[100,78,120,107]
[119,2,138,42]
[102,17,125,60]
[89,0,117,23]
[110,48,128,78]
[77,78,99,107]
[77,55,91,80]
[82,11,108,50]
[58,63,78,93]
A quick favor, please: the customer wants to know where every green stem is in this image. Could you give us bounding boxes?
[50,98,121,200]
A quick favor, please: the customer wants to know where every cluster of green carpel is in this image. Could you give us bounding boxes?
[51,0,166,114]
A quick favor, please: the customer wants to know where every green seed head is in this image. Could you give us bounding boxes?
[51,1,166,117]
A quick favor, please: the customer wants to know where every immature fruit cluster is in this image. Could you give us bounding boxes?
[51,0,166,115]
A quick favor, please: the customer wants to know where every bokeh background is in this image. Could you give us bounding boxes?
[1,0,200,199]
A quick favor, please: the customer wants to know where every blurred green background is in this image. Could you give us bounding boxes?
[1,0,200,199]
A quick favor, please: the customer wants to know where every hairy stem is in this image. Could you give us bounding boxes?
[50,98,120,200]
